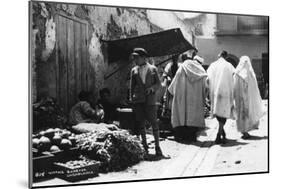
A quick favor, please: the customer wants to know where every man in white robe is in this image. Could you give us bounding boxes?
[168,54,207,142]
[207,51,235,144]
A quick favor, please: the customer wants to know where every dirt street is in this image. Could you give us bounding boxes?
[34,101,268,187]
[210,102,268,175]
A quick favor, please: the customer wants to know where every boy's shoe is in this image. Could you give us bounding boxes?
[155,146,163,157]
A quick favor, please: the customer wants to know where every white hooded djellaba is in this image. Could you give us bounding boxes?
[234,56,265,133]
[168,59,207,128]
[207,57,235,119]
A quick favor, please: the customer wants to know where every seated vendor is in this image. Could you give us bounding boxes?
[97,88,117,123]
[69,91,104,125]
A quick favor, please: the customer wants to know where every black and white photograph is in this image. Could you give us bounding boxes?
[29,0,269,188]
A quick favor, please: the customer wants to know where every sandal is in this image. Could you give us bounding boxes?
[155,146,163,157]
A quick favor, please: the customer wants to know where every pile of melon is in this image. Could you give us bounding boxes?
[32,128,77,154]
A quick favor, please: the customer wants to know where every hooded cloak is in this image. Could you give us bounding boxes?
[168,60,207,128]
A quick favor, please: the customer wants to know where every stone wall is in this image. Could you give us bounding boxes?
[31,2,192,106]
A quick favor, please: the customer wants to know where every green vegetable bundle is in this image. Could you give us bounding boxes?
[76,130,145,172]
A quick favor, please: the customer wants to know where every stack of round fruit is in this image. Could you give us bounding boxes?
[32,128,77,154]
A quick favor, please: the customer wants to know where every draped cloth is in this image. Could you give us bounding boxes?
[168,60,207,128]
[207,57,235,119]
[234,56,265,133]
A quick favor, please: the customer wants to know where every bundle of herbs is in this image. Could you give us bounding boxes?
[76,130,145,172]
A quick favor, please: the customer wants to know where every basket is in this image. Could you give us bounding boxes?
[53,159,100,182]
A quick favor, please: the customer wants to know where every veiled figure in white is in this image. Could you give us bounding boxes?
[234,56,265,139]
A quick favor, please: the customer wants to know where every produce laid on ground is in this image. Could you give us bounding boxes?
[31,96,150,182]
[32,128,76,154]
[53,155,101,182]
[33,125,146,182]
[76,129,145,172]
[32,128,81,182]
[55,156,99,169]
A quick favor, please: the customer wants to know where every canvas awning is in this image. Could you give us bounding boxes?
[102,28,196,63]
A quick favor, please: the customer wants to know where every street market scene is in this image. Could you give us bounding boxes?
[30,1,269,188]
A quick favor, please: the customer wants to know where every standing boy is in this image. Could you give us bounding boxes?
[129,48,163,156]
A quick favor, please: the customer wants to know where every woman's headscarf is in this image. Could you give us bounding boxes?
[235,56,256,82]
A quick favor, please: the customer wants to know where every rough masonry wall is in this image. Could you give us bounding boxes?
[85,6,162,102]
[32,2,57,102]
[32,2,164,104]
[32,2,192,106]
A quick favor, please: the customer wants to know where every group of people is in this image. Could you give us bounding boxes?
[206,51,265,143]
[129,47,265,157]
[68,47,265,158]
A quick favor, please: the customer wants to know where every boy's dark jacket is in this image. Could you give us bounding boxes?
[130,63,161,105]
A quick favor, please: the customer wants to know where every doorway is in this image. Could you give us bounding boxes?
[55,13,89,113]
